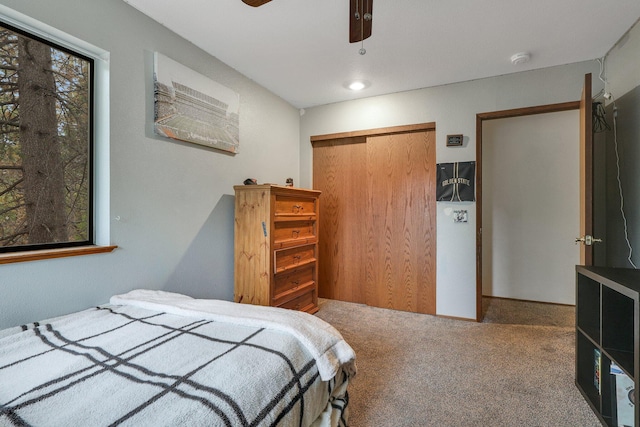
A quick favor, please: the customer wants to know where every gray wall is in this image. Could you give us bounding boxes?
[606,19,640,101]
[298,16,640,317]
[300,61,602,320]
[0,0,300,329]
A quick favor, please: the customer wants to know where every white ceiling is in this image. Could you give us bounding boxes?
[123,0,640,109]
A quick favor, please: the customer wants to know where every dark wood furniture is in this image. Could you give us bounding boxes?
[576,265,640,426]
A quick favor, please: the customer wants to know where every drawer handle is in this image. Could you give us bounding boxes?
[291,280,300,285]
[292,204,303,213]
[292,255,301,264]
[292,229,300,238]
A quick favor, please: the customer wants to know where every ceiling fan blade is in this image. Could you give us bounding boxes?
[349,0,372,43]
[242,0,272,6]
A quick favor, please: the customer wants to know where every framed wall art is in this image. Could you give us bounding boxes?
[436,161,476,202]
[153,52,240,153]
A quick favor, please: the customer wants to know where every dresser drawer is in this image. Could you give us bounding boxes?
[275,196,317,217]
[276,289,316,312]
[273,220,316,248]
[274,265,315,298]
[274,244,316,273]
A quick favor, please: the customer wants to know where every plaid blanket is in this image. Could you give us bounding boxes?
[0,297,352,426]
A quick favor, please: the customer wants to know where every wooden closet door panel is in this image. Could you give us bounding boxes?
[313,137,367,303]
[365,131,436,314]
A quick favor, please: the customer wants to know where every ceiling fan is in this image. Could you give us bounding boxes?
[241,0,372,43]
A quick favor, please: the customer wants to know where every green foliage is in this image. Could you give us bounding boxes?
[0,24,91,248]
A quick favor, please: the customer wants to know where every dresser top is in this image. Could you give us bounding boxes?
[233,184,321,196]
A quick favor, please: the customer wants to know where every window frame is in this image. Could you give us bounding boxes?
[0,19,95,253]
[0,5,114,263]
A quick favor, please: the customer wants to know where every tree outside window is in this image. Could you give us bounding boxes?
[0,22,93,252]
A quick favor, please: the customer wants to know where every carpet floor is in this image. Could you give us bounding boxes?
[315,298,602,427]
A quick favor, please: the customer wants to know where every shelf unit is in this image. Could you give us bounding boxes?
[576,265,640,427]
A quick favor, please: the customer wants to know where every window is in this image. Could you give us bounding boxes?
[0,20,94,253]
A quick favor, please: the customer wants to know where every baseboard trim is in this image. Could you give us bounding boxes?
[482,295,575,307]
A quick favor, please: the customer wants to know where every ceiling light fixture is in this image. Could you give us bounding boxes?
[345,80,370,91]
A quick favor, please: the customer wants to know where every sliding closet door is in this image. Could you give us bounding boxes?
[366,131,437,314]
[312,125,436,314]
[313,137,367,303]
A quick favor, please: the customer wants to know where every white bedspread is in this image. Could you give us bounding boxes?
[0,291,355,426]
[110,290,356,381]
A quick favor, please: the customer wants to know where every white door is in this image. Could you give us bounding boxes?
[482,110,580,304]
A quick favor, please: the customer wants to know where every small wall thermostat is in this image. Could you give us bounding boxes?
[446,134,463,147]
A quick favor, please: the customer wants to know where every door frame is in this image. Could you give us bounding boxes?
[310,122,436,142]
[475,101,581,321]
[579,73,594,266]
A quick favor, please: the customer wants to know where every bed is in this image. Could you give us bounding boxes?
[0,290,356,426]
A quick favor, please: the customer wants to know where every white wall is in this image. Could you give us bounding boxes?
[606,19,640,101]
[0,0,300,329]
[300,61,602,319]
[482,111,580,305]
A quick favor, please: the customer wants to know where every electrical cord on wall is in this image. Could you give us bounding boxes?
[611,99,637,268]
[596,57,637,268]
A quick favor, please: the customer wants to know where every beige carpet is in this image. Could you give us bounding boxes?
[315,298,601,427]
[482,297,575,327]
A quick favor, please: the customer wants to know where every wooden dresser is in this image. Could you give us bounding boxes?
[233,184,321,314]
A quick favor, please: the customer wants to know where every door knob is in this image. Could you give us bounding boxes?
[575,235,603,246]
